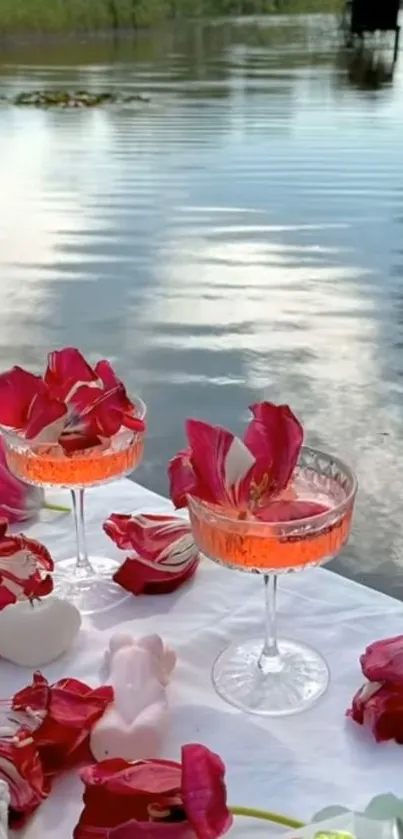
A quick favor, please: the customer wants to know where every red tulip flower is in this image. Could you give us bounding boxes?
[348,635,403,742]
[74,743,232,839]
[0,437,44,524]
[168,402,318,521]
[0,521,54,609]
[0,348,145,455]
[12,672,114,780]
[104,513,199,595]
[0,727,50,827]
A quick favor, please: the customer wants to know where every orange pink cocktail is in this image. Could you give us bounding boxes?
[170,408,357,716]
[0,349,146,615]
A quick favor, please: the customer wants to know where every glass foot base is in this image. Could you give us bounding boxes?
[212,637,330,716]
[53,556,129,616]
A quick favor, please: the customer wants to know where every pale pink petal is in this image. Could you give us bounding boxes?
[0,367,45,429]
[181,744,232,839]
[244,402,303,503]
[360,635,403,684]
[168,449,198,509]
[186,420,254,507]
[25,393,67,443]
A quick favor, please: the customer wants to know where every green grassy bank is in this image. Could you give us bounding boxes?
[0,0,341,35]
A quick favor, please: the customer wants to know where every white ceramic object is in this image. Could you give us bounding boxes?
[0,780,8,839]
[0,596,81,667]
[90,633,176,762]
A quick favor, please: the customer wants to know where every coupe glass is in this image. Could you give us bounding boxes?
[1,395,146,616]
[188,446,357,716]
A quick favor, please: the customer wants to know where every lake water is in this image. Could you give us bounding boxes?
[1,15,403,595]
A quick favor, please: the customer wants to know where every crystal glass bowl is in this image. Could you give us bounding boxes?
[1,395,146,616]
[188,446,357,716]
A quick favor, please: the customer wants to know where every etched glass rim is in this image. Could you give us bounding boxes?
[187,445,358,536]
[0,393,147,454]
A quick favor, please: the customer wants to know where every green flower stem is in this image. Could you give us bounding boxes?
[230,805,305,829]
[43,502,71,514]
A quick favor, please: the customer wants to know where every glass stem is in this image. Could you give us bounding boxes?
[71,489,94,577]
[258,574,282,673]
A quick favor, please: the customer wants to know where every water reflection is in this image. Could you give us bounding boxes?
[337,46,396,90]
[0,16,403,594]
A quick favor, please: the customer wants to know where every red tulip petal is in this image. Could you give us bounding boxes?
[181,744,232,839]
[0,366,45,429]
[255,500,329,522]
[75,759,183,836]
[347,681,403,743]
[0,531,54,607]
[106,513,195,565]
[80,757,181,794]
[94,359,120,390]
[244,402,303,503]
[105,513,200,595]
[59,431,104,454]
[0,727,49,826]
[109,822,195,839]
[360,635,403,684]
[168,449,198,509]
[25,392,67,443]
[94,360,141,434]
[185,420,255,507]
[0,437,44,523]
[45,348,97,399]
[122,412,146,433]
[13,674,113,780]
[20,535,54,571]
[13,672,49,715]
[0,584,17,608]
[103,514,134,550]
[113,556,199,595]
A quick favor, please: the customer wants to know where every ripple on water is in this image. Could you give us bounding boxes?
[0,16,403,593]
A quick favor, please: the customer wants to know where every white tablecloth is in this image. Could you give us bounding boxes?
[6,480,403,838]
